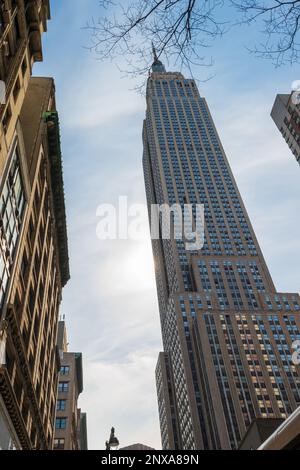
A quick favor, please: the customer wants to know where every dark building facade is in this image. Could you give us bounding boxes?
[271,93,300,165]
[0,1,70,450]
[258,406,300,450]
[143,57,300,450]
[79,412,88,451]
[54,321,87,451]
[238,418,284,450]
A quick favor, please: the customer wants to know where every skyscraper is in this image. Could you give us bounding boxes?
[143,56,300,450]
[0,1,70,450]
[271,93,300,165]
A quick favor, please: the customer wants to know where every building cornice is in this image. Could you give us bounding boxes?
[43,111,70,287]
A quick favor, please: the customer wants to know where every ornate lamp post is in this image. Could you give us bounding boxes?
[105,427,119,450]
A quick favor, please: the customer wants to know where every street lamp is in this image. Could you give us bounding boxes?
[105,427,119,450]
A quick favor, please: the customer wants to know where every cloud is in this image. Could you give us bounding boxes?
[58,129,162,449]
[80,348,162,450]
[61,63,145,129]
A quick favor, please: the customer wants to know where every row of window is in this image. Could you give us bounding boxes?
[151,93,258,261]
[0,147,26,308]
[56,366,71,442]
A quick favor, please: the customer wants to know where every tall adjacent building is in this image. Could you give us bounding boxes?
[271,93,300,165]
[143,55,300,450]
[0,1,70,450]
[54,321,87,451]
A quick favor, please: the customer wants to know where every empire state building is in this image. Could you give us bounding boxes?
[143,53,300,450]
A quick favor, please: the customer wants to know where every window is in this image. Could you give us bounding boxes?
[60,365,70,376]
[0,147,26,308]
[57,399,66,411]
[54,438,65,450]
[58,382,69,393]
[55,418,67,430]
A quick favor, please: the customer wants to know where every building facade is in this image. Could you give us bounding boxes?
[54,321,87,451]
[143,56,300,450]
[79,412,88,451]
[0,1,70,450]
[155,352,181,450]
[271,93,300,165]
[238,418,284,450]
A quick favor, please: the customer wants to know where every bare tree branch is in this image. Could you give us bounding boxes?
[84,0,300,90]
[231,0,300,65]
[84,0,226,83]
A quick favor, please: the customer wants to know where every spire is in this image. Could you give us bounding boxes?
[152,42,158,62]
[151,43,166,73]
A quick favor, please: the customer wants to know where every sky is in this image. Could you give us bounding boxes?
[34,0,300,450]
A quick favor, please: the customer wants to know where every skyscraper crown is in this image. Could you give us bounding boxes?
[152,43,166,73]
